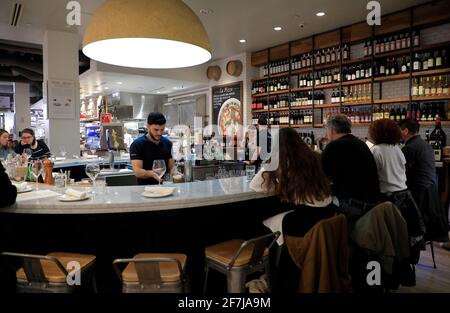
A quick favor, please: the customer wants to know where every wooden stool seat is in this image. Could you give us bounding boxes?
[16,252,96,283]
[205,239,269,267]
[122,253,187,283]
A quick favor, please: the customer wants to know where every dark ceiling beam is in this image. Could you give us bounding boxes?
[0,76,32,83]
[0,43,42,55]
[10,67,42,81]
[0,55,43,74]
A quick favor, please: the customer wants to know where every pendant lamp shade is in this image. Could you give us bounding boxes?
[82,0,212,69]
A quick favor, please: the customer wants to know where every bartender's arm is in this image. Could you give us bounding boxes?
[131,160,161,182]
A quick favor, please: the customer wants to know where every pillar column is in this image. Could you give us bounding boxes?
[14,82,31,135]
[43,30,80,157]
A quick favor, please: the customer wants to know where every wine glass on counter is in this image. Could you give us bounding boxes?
[152,160,166,185]
[85,163,101,191]
[30,159,44,190]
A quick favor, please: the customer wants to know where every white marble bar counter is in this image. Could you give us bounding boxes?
[53,156,130,169]
[2,177,273,215]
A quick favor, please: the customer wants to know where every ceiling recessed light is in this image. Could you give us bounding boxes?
[273,26,282,31]
[156,91,162,94]
[104,87,109,90]
[173,86,184,90]
[316,12,326,17]
[239,39,246,43]
[116,82,122,85]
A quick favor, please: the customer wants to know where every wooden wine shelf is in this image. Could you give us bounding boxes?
[373,41,450,60]
[269,90,290,96]
[341,79,372,86]
[270,71,290,79]
[251,76,268,82]
[342,56,372,65]
[315,104,340,108]
[412,68,450,77]
[352,122,373,127]
[343,101,372,106]
[412,95,450,101]
[315,62,340,71]
[292,124,313,128]
[291,106,313,110]
[315,82,340,90]
[291,86,312,92]
[375,73,410,82]
[314,124,325,128]
[252,93,268,98]
[419,121,450,126]
[291,67,313,75]
[252,109,267,113]
[374,98,410,104]
[269,107,289,111]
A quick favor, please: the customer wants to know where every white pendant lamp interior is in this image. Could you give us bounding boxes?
[83,0,212,69]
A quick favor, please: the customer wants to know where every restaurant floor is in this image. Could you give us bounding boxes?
[396,242,450,293]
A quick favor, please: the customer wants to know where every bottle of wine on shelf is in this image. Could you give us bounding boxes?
[429,116,447,161]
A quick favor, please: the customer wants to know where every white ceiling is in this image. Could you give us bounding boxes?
[0,0,430,95]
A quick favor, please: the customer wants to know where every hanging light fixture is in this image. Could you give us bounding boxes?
[83,0,212,69]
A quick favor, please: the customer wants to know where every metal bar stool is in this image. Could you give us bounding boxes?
[203,231,280,293]
[112,253,188,293]
[1,251,97,293]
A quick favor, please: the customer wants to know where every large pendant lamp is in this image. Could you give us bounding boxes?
[82,0,212,69]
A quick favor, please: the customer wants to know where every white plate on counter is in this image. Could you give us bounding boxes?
[141,187,176,198]
[57,195,90,202]
[17,187,33,194]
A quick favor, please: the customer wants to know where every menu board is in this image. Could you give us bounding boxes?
[212,81,243,138]
[47,79,76,119]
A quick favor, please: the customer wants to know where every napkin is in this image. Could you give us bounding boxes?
[65,188,87,199]
[13,182,28,192]
[144,186,175,196]
[263,210,294,246]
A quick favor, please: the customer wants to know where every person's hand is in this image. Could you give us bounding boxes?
[148,170,162,183]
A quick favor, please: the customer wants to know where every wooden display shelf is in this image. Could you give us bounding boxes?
[419,121,450,126]
[412,68,450,77]
[292,67,313,75]
[315,104,340,109]
[352,122,373,127]
[343,101,372,106]
[314,124,325,128]
[251,109,267,113]
[342,56,372,65]
[315,62,340,71]
[341,78,372,86]
[290,105,313,110]
[269,90,290,96]
[251,77,268,82]
[374,98,409,104]
[291,86,313,92]
[374,73,409,82]
[252,93,268,98]
[269,107,289,112]
[412,95,450,101]
[291,124,313,128]
[270,71,290,79]
[373,41,450,60]
[315,82,340,90]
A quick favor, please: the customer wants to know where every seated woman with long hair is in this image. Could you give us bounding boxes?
[250,128,338,292]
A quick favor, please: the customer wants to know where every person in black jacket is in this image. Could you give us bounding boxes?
[0,162,17,208]
[14,128,51,160]
[321,114,381,220]
[398,118,449,242]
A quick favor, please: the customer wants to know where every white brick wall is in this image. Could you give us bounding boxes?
[420,23,450,46]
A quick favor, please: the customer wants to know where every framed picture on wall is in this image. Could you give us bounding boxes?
[212,81,243,139]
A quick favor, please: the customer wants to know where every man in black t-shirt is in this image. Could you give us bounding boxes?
[129,112,174,185]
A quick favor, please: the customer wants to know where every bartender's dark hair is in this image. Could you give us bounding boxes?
[261,128,331,205]
[398,118,419,134]
[21,128,36,145]
[147,112,166,125]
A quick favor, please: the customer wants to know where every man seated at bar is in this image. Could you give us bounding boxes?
[321,114,381,217]
[14,128,51,160]
[130,112,175,185]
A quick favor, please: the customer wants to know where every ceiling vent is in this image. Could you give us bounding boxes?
[10,2,23,27]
